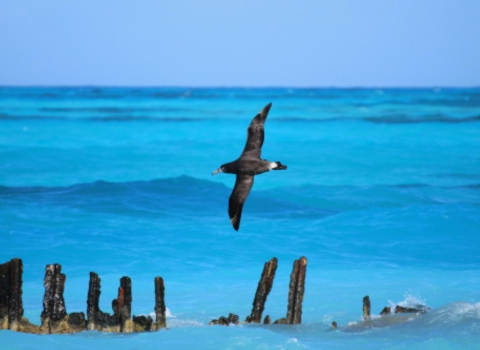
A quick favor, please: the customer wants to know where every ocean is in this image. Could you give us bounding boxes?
[1,87,479,349]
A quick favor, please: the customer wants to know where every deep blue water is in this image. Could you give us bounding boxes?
[1,87,480,349]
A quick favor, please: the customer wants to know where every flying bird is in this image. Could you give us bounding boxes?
[212,103,287,231]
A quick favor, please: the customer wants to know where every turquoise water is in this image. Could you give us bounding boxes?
[1,87,480,349]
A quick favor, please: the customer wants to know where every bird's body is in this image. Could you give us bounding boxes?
[212,103,287,230]
[219,157,282,176]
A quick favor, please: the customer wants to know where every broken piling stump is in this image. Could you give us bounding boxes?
[40,263,86,334]
[154,276,167,329]
[363,296,371,320]
[86,272,104,331]
[285,256,307,325]
[380,306,391,316]
[273,317,288,324]
[395,305,427,314]
[209,313,239,326]
[113,276,134,332]
[133,314,154,332]
[245,257,277,323]
[0,258,38,333]
[86,272,122,332]
[0,258,24,331]
[263,315,271,324]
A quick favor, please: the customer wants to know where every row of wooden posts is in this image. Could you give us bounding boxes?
[0,258,166,334]
[1,256,424,334]
[0,256,306,334]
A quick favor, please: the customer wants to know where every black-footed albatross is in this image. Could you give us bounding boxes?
[212,103,287,231]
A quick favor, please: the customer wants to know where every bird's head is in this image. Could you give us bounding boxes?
[212,165,225,175]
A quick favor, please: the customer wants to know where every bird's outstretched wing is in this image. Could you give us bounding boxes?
[228,173,254,231]
[241,103,272,159]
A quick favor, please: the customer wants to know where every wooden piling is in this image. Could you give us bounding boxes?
[112,276,133,332]
[209,313,239,326]
[86,272,119,332]
[0,258,39,333]
[380,306,391,315]
[133,314,154,332]
[86,272,101,331]
[40,264,67,333]
[154,277,166,329]
[246,257,278,323]
[40,263,86,334]
[0,259,13,329]
[0,258,24,331]
[286,256,307,325]
[363,296,371,320]
[395,305,425,314]
[0,269,6,329]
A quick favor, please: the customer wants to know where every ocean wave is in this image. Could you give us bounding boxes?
[264,182,480,213]
[0,113,207,122]
[2,112,479,124]
[0,176,224,215]
[1,177,478,228]
[1,176,479,204]
[364,114,480,124]
[276,114,480,124]
[0,113,65,121]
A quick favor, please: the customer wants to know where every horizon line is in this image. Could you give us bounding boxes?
[1,84,479,89]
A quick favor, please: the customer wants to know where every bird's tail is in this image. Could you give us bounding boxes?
[271,161,287,170]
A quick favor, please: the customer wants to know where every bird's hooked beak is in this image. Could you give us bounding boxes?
[212,167,223,175]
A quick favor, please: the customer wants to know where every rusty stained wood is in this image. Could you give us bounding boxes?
[154,276,167,330]
[286,256,307,325]
[246,257,278,323]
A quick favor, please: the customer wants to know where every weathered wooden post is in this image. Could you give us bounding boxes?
[0,258,24,331]
[154,276,166,329]
[245,257,277,323]
[395,305,425,313]
[86,272,119,332]
[286,256,307,325]
[0,258,38,333]
[40,263,86,334]
[209,313,239,326]
[363,296,371,320]
[86,272,101,331]
[380,306,391,315]
[112,276,133,333]
[40,264,67,333]
[0,260,7,330]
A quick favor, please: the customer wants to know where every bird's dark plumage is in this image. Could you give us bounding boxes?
[212,103,287,231]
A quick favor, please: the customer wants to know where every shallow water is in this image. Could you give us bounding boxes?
[1,87,480,349]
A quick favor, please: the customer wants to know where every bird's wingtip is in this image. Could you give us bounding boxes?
[260,102,272,114]
[230,213,241,231]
